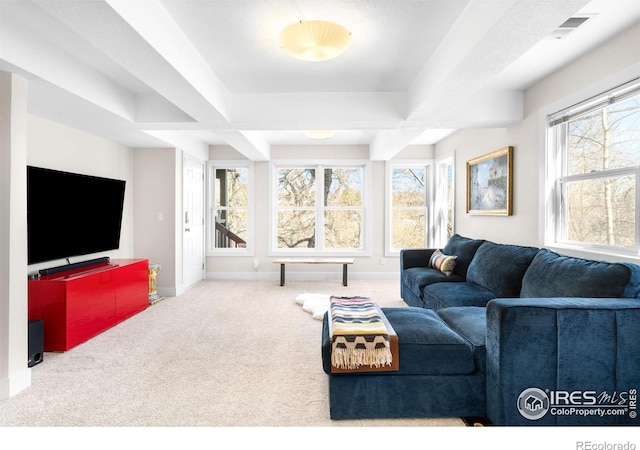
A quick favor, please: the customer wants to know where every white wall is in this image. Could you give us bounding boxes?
[435,21,640,249]
[133,147,183,296]
[434,126,538,246]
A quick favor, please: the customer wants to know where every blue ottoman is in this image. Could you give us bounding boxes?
[322,307,486,419]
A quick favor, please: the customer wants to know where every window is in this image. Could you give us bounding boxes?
[435,155,455,247]
[385,161,432,255]
[207,162,253,255]
[546,79,640,256]
[271,162,369,255]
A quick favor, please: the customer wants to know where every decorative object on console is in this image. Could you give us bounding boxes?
[466,146,513,215]
[148,263,163,305]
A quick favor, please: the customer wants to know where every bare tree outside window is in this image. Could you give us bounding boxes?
[276,166,364,251]
[556,87,640,249]
[277,168,316,248]
[564,94,639,249]
[391,167,427,249]
[214,168,248,249]
[324,168,363,249]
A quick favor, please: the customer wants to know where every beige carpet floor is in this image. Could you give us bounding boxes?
[0,279,464,428]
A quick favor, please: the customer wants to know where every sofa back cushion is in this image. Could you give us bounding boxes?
[466,241,538,298]
[521,249,632,298]
[443,234,485,278]
[622,263,640,299]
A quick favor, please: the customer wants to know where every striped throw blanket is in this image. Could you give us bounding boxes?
[329,296,393,370]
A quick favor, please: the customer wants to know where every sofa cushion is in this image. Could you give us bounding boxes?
[466,241,538,298]
[423,282,496,310]
[382,308,476,375]
[403,267,465,297]
[521,249,632,298]
[443,234,485,278]
[437,307,487,373]
[622,263,640,299]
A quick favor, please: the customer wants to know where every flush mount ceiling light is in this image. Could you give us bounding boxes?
[303,130,337,139]
[279,20,351,62]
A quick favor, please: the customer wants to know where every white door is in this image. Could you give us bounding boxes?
[183,157,205,288]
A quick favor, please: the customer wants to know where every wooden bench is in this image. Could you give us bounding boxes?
[273,258,355,286]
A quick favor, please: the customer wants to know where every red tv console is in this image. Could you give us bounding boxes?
[28,259,149,351]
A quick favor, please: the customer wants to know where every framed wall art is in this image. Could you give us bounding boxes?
[466,146,513,216]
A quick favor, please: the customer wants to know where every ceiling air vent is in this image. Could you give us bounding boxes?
[547,16,593,40]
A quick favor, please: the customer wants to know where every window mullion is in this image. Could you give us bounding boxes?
[636,168,640,255]
[557,178,567,242]
[316,164,324,252]
[561,166,638,184]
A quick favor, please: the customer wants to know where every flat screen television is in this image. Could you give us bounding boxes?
[27,166,126,265]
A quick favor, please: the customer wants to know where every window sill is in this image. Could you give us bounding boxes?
[208,249,254,257]
[268,250,370,258]
[545,242,640,264]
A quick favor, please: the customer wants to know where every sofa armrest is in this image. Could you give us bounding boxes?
[486,297,640,426]
[400,248,437,271]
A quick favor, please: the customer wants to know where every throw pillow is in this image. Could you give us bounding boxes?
[428,249,442,268]
[428,249,457,276]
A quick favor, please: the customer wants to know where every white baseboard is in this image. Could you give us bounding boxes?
[0,367,31,400]
[206,271,398,281]
[156,284,186,298]
[156,272,398,296]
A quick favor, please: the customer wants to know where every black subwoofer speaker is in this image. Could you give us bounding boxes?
[28,320,44,367]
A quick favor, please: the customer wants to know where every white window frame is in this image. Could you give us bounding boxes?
[544,77,640,261]
[434,153,455,247]
[206,160,254,257]
[384,160,434,257]
[268,160,371,257]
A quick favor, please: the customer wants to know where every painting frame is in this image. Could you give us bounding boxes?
[466,146,513,216]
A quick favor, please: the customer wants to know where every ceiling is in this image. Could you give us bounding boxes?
[1,0,639,161]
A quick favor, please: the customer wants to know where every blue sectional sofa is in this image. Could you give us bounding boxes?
[322,234,640,425]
